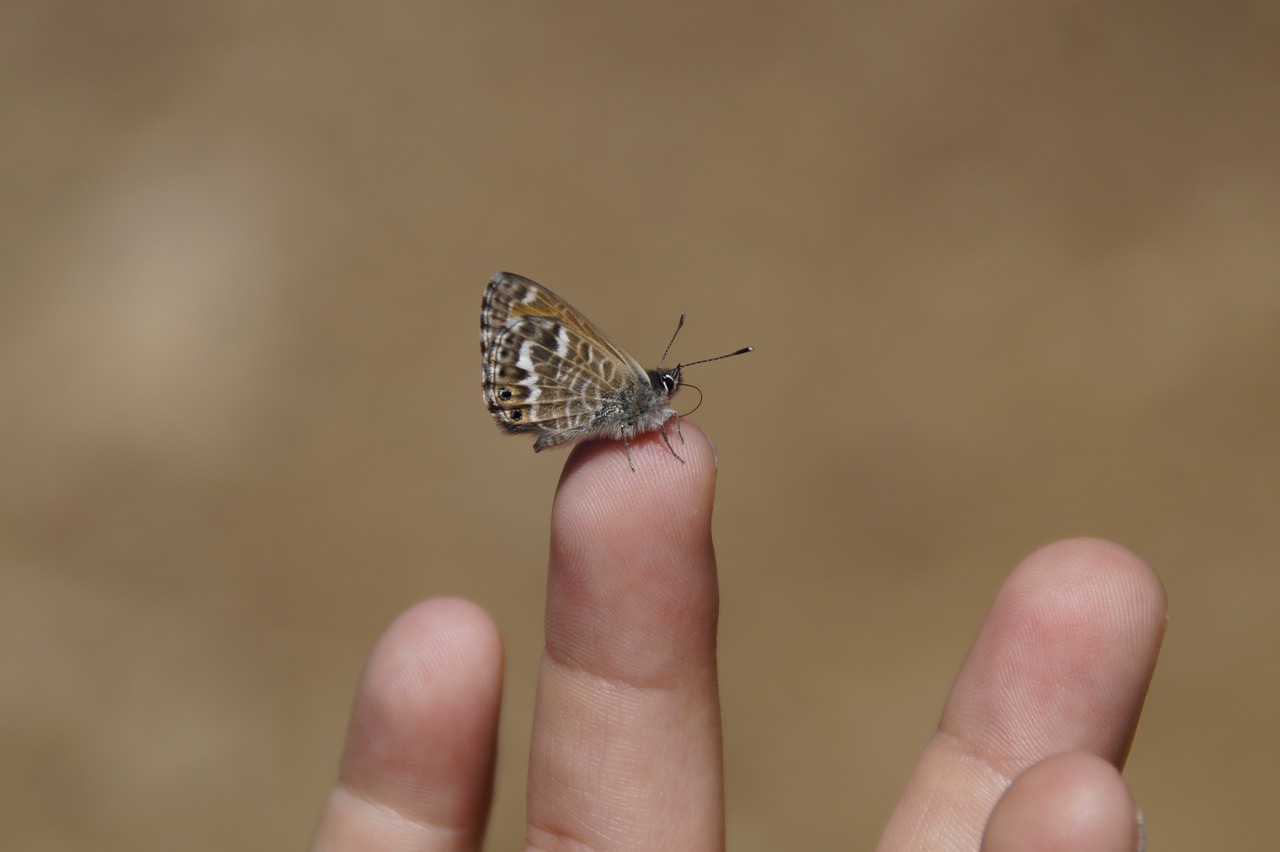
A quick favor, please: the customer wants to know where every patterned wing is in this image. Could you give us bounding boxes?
[480,272,653,448]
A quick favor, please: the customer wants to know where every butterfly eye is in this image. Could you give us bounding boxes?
[498,388,514,401]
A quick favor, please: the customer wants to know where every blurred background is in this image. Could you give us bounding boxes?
[3,1,1277,849]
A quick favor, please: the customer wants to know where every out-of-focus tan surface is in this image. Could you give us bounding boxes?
[3,2,1277,849]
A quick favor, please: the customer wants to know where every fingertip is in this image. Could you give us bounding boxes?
[982,752,1142,852]
[1019,538,1164,600]
[315,598,503,849]
[544,421,720,685]
[357,597,504,721]
[703,428,719,469]
[1009,537,1169,657]
[553,421,718,562]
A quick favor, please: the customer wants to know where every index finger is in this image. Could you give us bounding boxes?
[525,423,726,850]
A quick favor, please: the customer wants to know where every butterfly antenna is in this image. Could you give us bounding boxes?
[680,345,754,369]
[658,313,686,368]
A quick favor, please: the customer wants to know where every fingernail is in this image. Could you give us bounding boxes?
[1136,807,1146,852]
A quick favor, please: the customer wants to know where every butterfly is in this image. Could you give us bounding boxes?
[480,271,752,469]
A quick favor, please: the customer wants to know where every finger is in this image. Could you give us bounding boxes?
[879,538,1166,850]
[526,424,725,850]
[982,752,1142,852]
[311,598,503,852]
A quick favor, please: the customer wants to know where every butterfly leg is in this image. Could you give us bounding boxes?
[659,420,685,464]
[623,434,636,472]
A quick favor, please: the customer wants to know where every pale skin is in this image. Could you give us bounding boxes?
[311,423,1166,851]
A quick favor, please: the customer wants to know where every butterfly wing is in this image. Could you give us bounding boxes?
[481,272,657,450]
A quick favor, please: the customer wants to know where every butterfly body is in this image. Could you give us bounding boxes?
[480,272,749,467]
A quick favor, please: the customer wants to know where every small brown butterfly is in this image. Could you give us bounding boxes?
[480,271,752,469]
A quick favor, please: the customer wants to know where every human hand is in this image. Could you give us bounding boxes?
[310,423,1165,850]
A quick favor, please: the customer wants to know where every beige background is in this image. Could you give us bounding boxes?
[4,1,1278,849]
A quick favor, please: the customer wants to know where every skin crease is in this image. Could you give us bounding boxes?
[310,423,1166,851]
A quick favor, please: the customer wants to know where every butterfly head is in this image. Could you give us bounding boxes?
[652,312,752,400]
[649,365,683,397]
